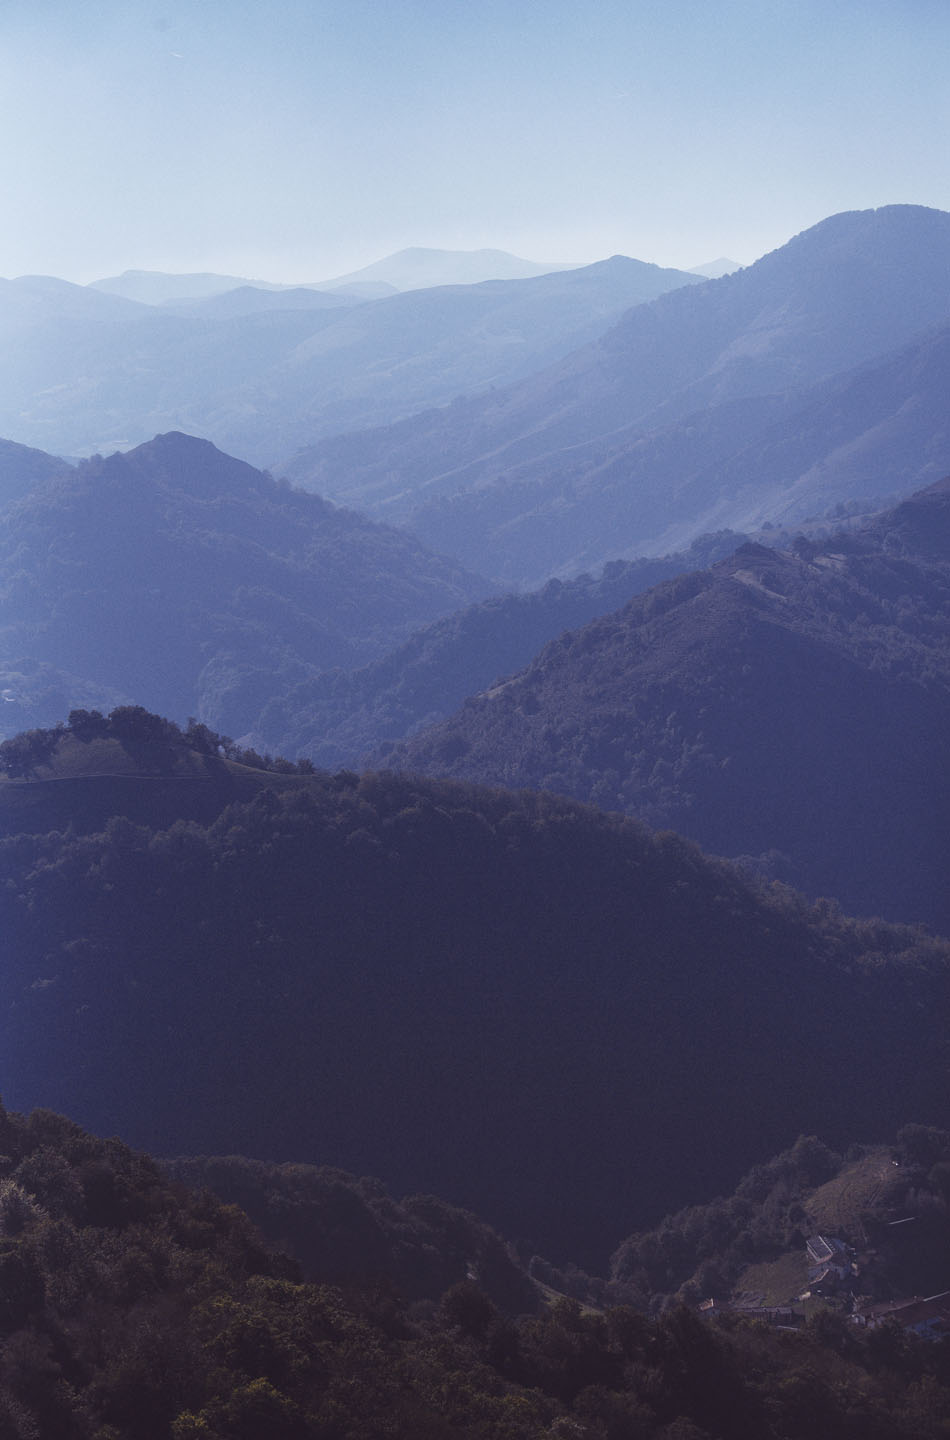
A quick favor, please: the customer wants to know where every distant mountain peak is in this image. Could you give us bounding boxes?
[112,429,236,466]
[313,246,580,292]
[0,433,489,739]
[139,428,214,450]
[95,431,300,505]
[688,257,741,278]
[88,270,274,304]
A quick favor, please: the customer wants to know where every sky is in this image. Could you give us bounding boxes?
[1,0,949,284]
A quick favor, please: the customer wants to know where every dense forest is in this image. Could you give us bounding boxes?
[0,1101,949,1438]
[168,1123,950,1322]
[1,713,948,1265]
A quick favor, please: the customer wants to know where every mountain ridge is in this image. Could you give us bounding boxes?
[0,255,701,464]
[375,477,950,930]
[0,431,489,738]
[311,244,581,291]
[254,529,752,767]
[285,204,950,585]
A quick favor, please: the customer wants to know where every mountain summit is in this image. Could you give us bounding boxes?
[0,433,487,737]
[313,246,579,292]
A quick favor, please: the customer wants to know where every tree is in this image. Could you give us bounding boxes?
[185,719,227,757]
[67,709,108,742]
[0,728,60,778]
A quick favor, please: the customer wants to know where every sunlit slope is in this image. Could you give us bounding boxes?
[379,478,950,930]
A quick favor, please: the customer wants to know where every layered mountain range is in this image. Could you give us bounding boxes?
[286,205,950,585]
[2,201,949,1305]
[3,426,948,937]
[0,254,698,465]
[90,245,581,302]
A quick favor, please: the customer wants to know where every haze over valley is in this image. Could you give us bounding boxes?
[2,2,950,1433]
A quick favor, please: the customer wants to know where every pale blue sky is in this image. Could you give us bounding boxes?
[2,0,948,282]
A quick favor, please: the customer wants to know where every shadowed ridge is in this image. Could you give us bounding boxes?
[375,482,950,929]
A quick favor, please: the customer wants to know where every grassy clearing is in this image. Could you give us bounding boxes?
[804,1147,897,1234]
[733,1250,809,1307]
[0,739,317,839]
[533,1280,605,1316]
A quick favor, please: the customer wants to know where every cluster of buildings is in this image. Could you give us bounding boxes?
[852,1292,950,1339]
[699,1230,950,1340]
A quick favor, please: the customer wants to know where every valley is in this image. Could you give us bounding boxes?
[2,207,950,1437]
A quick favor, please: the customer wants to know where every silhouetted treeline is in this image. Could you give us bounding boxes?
[0,706,315,779]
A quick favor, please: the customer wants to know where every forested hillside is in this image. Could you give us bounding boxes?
[172,1124,950,1325]
[608,1124,950,1315]
[0,432,487,739]
[3,1102,950,1438]
[164,1152,540,1314]
[381,478,950,930]
[257,530,749,766]
[1,729,947,1263]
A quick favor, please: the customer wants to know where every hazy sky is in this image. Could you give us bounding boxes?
[2,0,948,283]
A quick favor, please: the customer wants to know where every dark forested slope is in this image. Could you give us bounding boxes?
[164,1151,540,1314]
[4,1103,950,1439]
[381,479,950,931]
[256,530,749,766]
[2,748,947,1263]
[0,432,487,739]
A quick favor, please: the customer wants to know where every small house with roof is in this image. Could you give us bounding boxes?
[806,1235,851,1287]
